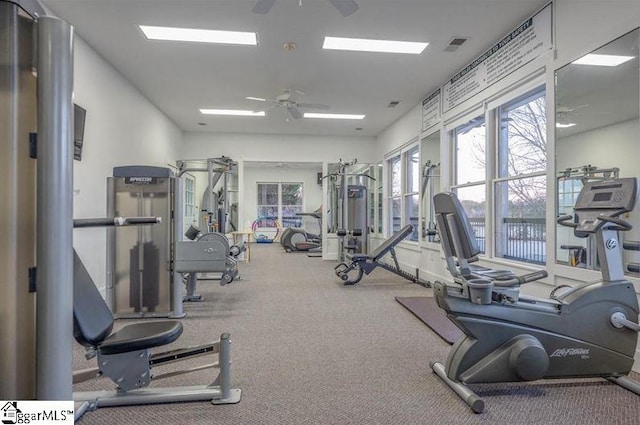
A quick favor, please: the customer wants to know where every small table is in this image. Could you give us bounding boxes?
[229,231,253,262]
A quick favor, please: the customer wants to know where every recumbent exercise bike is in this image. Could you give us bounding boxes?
[430,177,640,413]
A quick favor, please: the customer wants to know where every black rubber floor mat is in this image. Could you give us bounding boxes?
[395,296,463,344]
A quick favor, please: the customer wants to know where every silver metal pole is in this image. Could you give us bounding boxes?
[106,177,115,309]
[170,177,186,318]
[218,333,232,400]
[36,15,74,400]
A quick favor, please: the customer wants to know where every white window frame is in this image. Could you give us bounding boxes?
[257,181,304,228]
[387,153,402,235]
[183,173,197,233]
[447,78,547,266]
[404,145,420,241]
[493,86,547,264]
[385,139,420,242]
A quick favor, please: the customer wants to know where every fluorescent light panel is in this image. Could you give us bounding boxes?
[323,36,428,54]
[139,25,257,45]
[556,122,576,128]
[200,109,265,116]
[304,113,365,120]
[572,53,634,67]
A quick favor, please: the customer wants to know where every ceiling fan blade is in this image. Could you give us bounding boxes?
[297,103,330,110]
[246,96,268,102]
[252,0,276,14]
[287,106,303,119]
[329,0,359,17]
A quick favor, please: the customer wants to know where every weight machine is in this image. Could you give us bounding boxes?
[177,157,238,234]
[325,159,374,261]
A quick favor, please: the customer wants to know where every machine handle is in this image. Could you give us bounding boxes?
[556,215,577,228]
[73,216,161,228]
[611,312,640,332]
[493,270,548,287]
[623,241,640,251]
[598,215,632,232]
[123,217,163,226]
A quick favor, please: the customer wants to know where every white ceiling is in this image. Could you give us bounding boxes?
[43,0,551,137]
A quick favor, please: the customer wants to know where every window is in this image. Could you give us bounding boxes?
[405,146,420,241]
[183,175,197,232]
[452,116,487,252]
[388,154,401,233]
[449,85,547,264]
[257,182,303,228]
[281,183,304,227]
[386,143,420,241]
[495,88,546,264]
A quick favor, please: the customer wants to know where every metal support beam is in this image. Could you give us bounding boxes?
[36,15,74,400]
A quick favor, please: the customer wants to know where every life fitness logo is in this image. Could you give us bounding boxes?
[1,401,73,424]
[605,238,618,250]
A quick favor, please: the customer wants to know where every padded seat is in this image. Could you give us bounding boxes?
[99,321,183,355]
[73,249,184,355]
[350,253,372,261]
[434,192,547,289]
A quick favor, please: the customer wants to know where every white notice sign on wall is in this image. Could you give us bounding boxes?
[422,89,441,132]
[442,3,552,113]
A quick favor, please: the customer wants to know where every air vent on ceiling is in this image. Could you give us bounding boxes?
[386,100,401,108]
[444,37,469,52]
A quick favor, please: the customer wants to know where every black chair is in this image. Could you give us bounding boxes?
[72,249,241,417]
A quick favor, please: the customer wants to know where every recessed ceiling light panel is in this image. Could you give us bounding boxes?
[304,113,365,120]
[322,36,428,54]
[572,53,634,66]
[555,122,576,128]
[139,25,257,46]
[200,109,265,116]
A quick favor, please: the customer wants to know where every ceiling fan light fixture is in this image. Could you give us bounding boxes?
[200,109,265,116]
[304,112,365,120]
[322,36,428,54]
[139,25,258,46]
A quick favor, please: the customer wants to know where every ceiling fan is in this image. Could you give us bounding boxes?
[246,89,330,120]
[252,0,359,17]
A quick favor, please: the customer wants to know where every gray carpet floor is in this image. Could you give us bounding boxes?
[73,243,640,424]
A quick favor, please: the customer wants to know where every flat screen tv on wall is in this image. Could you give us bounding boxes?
[74,103,86,161]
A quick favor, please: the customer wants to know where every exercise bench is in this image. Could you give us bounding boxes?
[334,224,429,286]
[71,217,241,421]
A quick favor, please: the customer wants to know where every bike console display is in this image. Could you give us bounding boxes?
[571,178,637,234]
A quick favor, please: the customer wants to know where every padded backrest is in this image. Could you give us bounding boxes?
[371,225,413,261]
[433,192,481,260]
[73,250,114,347]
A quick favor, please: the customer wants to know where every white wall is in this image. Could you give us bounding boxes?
[182,132,376,163]
[376,104,422,159]
[72,36,183,291]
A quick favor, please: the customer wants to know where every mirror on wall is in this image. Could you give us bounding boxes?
[555,29,640,275]
[421,131,441,243]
